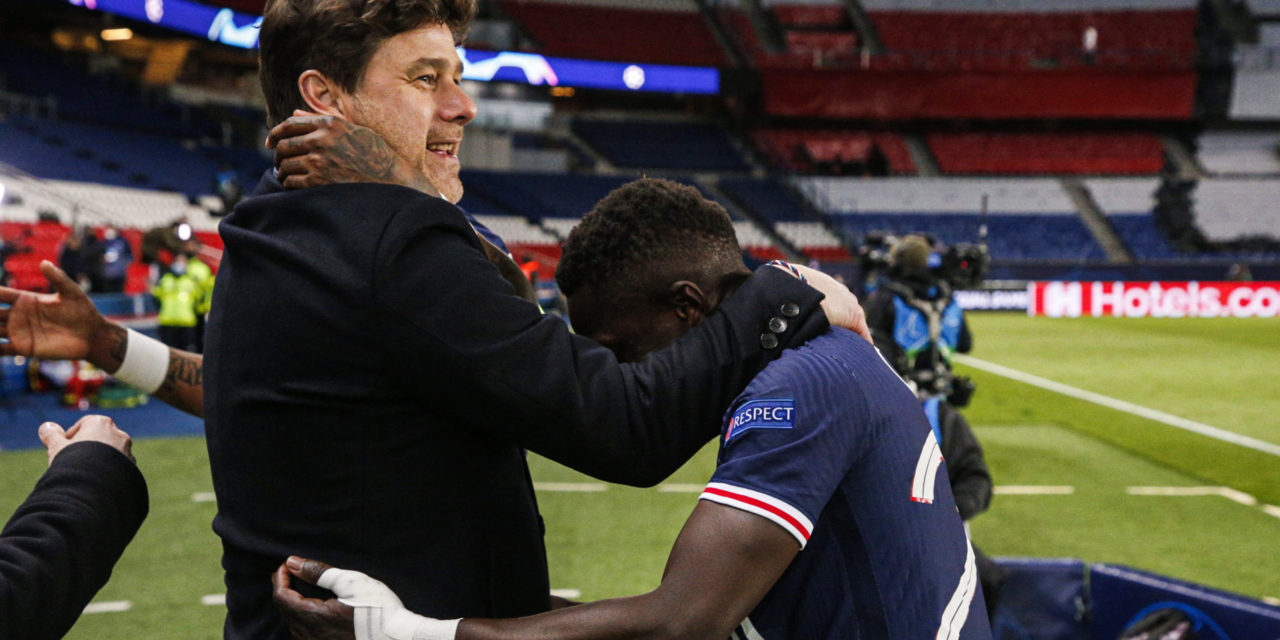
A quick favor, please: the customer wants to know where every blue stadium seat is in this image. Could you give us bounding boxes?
[1108,214,1182,260]
[836,213,1107,261]
[572,120,750,172]
[719,177,812,223]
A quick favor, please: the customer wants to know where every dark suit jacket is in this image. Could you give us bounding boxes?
[205,172,830,639]
[0,442,149,640]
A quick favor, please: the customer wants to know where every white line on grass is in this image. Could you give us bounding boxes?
[1263,505,1280,520]
[1126,486,1258,506]
[955,355,1280,458]
[550,589,582,599]
[533,482,607,492]
[192,492,217,502]
[994,485,1075,495]
[83,601,132,614]
[1126,486,1257,506]
[658,484,705,493]
[202,594,226,606]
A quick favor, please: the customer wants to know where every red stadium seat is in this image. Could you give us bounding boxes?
[771,4,849,29]
[752,130,915,174]
[869,9,1197,69]
[927,132,1165,175]
[501,1,729,66]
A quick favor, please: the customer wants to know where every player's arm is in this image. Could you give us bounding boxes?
[274,501,799,640]
[0,261,205,417]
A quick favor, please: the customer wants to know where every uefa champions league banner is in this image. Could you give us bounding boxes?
[1027,281,1280,318]
[66,0,720,95]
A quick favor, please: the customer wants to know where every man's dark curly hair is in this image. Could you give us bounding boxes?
[556,178,743,303]
[259,0,476,127]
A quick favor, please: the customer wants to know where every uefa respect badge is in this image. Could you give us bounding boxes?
[725,399,796,443]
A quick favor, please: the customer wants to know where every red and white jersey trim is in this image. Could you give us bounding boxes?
[700,482,814,548]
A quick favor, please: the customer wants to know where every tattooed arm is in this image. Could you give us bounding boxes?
[0,261,205,417]
[267,110,441,197]
[267,111,539,304]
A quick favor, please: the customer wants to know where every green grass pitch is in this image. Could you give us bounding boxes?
[1,313,1277,637]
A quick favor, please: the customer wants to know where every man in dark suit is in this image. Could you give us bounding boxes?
[0,1,867,637]
[0,416,148,640]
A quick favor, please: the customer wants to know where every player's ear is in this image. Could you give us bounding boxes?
[669,281,708,326]
[297,70,348,117]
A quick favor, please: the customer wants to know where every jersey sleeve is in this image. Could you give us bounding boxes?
[699,358,871,548]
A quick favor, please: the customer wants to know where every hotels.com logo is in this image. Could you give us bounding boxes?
[1028,281,1280,318]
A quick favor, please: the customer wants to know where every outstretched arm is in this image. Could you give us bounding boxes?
[0,261,205,417]
[0,416,148,640]
[275,502,798,640]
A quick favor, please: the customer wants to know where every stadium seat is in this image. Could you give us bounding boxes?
[572,120,750,172]
[751,130,914,174]
[797,177,1106,261]
[500,0,730,66]
[927,132,1165,175]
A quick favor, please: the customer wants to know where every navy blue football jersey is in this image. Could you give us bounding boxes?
[699,328,991,640]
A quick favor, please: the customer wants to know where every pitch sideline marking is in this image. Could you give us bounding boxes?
[191,492,217,503]
[83,601,132,614]
[550,589,582,599]
[955,355,1280,458]
[994,485,1075,495]
[202,594,226,606]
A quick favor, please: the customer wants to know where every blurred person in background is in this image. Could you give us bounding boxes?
[152,252,201,352]
[865,234,972,404]
[94,225,132,294]
[272,179,990,640]
[140,217,192,282]
[214,162,244,215]
[0,415,148,640]
[184,246,216,353]
[58,226,95,290]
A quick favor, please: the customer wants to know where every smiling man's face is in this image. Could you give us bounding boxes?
[342,22,476,203]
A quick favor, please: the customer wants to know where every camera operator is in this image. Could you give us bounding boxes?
[865,234,976,405]
[865,234,1004,621]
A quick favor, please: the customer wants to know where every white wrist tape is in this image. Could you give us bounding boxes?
[114,329,170,394]
[318,568,459,640]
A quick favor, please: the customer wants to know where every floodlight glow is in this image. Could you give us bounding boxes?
[101,27,134,41]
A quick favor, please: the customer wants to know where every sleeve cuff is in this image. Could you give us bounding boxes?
[699,482,814,548]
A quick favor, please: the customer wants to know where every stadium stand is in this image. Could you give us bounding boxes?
[570,120,751,172]
[927,132,1165,175]
[719,177,850,260]
[1085,177,1181,260]
[0,42,198,137]
[798,177,1106,260]
[1192,179,1280,242]
[750,130,913,175]
[0,115,268,199]
[1197,132,1280,175]
[862,0,1198,69]
[499,0,730,66]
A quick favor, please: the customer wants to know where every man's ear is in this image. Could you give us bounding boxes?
[669,281,708,326]
[297,70,347,117]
